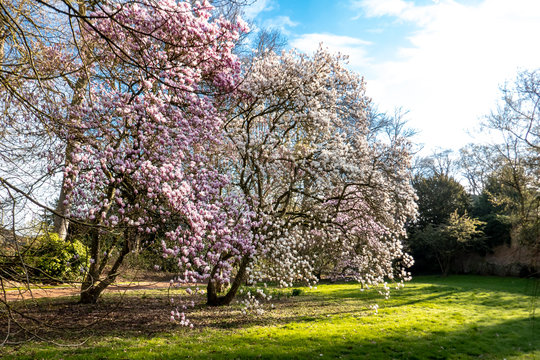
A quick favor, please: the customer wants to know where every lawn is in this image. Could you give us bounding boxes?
[1,275,538,359]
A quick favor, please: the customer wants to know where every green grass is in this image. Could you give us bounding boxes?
[2,275,538,359]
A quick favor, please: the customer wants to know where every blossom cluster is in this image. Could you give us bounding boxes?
[222,48,417,292]
[46,0,254,295]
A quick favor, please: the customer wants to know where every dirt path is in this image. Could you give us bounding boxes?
[3,281,172,302]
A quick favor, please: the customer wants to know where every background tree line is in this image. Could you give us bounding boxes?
[408,72,539,276]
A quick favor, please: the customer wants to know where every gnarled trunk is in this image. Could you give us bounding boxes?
[207,255,250,306]
[79,230,132,304]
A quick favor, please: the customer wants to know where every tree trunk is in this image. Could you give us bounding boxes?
[53,1,90,241]
[442,263,451,277]
[207,255,250,306]
[79,230,131,304]
[79,285,103,304]
[314,269,322,281]
[53,156,73,240]
[0,26,6,67]
[437,253,452,277]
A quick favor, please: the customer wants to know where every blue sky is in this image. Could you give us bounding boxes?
[243,0,540,155]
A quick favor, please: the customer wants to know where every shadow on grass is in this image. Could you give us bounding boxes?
[1,276,535,340]
[8,315,538,359]
[410,275,539,296]
[326,276,537,310]
[183,317,537,360]
[1,275,538,359]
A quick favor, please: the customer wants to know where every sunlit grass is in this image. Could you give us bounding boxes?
[3,275,538,359]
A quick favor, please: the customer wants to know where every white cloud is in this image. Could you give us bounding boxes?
[263,15,299,35]
[243,0,274,20]
[291,33,372,69]
[351,0,540,153]
[352,0,413,18]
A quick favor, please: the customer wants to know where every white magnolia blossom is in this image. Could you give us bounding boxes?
[220,47,418,294]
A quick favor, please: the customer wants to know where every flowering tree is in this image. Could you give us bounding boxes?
[0,0,248,304]
[162,48,417,306]
[233,48,417,285]
[57,0,250,304]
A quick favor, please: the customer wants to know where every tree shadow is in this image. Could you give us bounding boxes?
[209,317,537,360]
[410,275,538,296]
[1,275,537,358]
[7,314,537,359]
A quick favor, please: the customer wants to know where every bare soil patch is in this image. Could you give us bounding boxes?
[0,286,295,346]
[3,281,172,302]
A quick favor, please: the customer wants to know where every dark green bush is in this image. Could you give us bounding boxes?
[25,233,88,282]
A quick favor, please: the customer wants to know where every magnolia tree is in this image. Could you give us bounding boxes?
[162,48,418,307]
[0,0,249,304]
[68,0,252,304]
